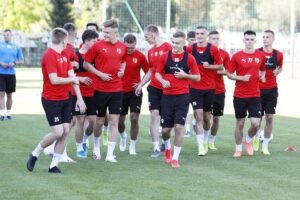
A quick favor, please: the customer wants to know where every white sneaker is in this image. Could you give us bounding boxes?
[105,155,118,163]
[129,146,137,155]
[60,155,77,163]
[119,133,127,152]
[93,148,101,160]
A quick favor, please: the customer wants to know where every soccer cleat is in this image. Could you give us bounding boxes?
[171,159,180,168]
[60,155,77,163]
[26,153,37,172]
[76,150,87,158]
[261,147,271,155]
[82,143,88,155]
[184,130,191,138]
[252,137,260,151]
[119,133,127,152]
[245,142,254,156]
[105,155,118,163]
[0,116,5,121]
[102,131,108,146]
[129,145,137,155]
[92,148,101,160]
[233,151,242,157]
[6,115,12,120]
[208,143,217,150]
[48,166,62,173]
[164,149,172,163]
[204,142,209,154]
[198,145,206,156]
[151,149,161,158]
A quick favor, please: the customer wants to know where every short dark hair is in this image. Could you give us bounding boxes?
[196,26,207,30]
[209,30,219,35]
[63,23,76,33]
[144,24,159,34]
[264,29,275,36]
[4,29,11,32]
[244,30,256,36]
[124,34,136,43]
[103,19,118,29]
[82,30,99,43]
[86,22,100,31]
[52,28,68,44]
[187,31,195,38]
[173,31,186,39]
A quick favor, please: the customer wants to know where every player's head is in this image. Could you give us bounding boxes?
[3,29,12,43]
[102,19,118,43]
[144,24,159,45]
[171,31,186,53]
[263,30,275,47]
[63,22,77,40]
[124,34,136,54]
[51,27,68,48]
[86,22,100,32]
[208,30,220,46]
[243,30,257,50]
[195,26,208,44]
[82,29,99,48]
[186,31,196,46]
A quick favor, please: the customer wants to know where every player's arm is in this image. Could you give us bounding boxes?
[117,62,126,78]
[48,73,79,85]
[227,55,250,82]
[68,70,86,114]
[83,61,112,81]
[135,68,151,96]
[202,62,223,70]
[8,46,24,67]
[155,72,170,88]
[175,55,200,82]
[274,52,283,76]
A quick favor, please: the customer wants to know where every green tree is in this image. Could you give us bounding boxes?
[48,0,74,28]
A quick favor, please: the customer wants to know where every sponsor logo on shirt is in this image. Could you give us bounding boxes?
[102,48,107,52]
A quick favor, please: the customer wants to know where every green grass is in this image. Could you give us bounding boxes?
[1,115,300,200]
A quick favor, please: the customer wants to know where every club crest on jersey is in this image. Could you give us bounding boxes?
[116,48,122,54]
[255,58,260,63]
[133,58,138,63]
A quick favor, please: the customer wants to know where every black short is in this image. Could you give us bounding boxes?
[190,88,215,112]
[0,74,16,93]
[261,87,278,115]
[94,90,123,117]
[121,91,143,116]
[212,93,225,116]
[42,97,72,126]
[147,85,163,112]
[160,94,189,128]
[233,97,261,119]
[72,95,96,116]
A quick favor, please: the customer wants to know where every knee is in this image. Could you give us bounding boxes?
[265,115,273,124]
[213,117,219,124]
[53,129,64,139]
[251,121,260,129]
[130,114,139,124]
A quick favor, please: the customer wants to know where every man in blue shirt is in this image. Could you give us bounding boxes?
[0,29,24,120]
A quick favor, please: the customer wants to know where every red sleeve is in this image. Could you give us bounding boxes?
[140,53,149,73]
[260,55,266,71]
[187,54,199,75]
[211,45,222,65]
[223,51,231,70]
[277,51,283,68]
[156,53,168,74]
[45,53,58,74]
[186,45,193,54]
[84,43,97,63]
[228,54,237,74]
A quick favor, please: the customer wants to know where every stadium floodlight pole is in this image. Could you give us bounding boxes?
[290,0,296,79]
[166,0,171,38]
[123,0,143,33]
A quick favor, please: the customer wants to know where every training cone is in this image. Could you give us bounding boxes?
[284,147,297,152]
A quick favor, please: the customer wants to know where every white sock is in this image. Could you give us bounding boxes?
[164,139,171,149]
[120,132,127,139]
[76,142,83,152]
[103,125,108,132]
[153,141,160,151]
[262,138,271,149]
[50,153,62,168]
[0,109,5,116]
[32,144,44,157]
[236,144,242,152]
[130,140,136,149]
[204,130,210,143]
[6,110,11,116]
[62,147,67,157]
[94,136,100,148]
[107,141,116,157]
[245,135,253,143]
[83,133,89,143]
[196,134,204,147]
[172,146,182,161]
[208,134,216,144]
